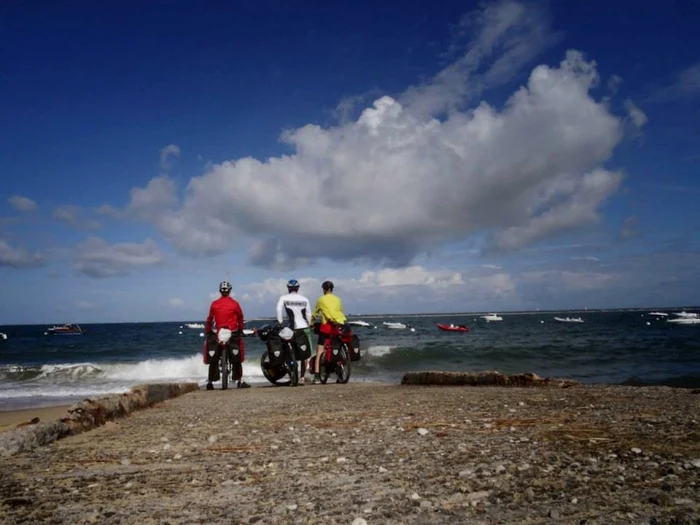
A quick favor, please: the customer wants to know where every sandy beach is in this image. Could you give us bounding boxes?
[0,405,71,432]
[1,381,699,524]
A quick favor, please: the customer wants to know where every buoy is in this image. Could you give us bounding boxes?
[199,332,205,337]
[178,331,183,335]
[540,320,544,324]
[646,322,651,326]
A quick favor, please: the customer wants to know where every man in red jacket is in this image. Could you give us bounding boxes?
[204,280,250,390]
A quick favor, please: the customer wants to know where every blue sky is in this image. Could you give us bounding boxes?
[1,0,699,324]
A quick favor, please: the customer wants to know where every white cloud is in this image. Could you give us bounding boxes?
[121,2,626,270]
[8,195,38,213]
[649,61,700,102]
[95,204,126,220]
[73,236,165,278]
[169,298,185,307]
[624,99,648,131]
[160,144,181,170]
[0,239,46,268]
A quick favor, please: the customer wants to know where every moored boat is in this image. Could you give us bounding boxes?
[481,313,503,322]
[554,317,584,324]
[47,324,85,335]
[347,320,375,328]
[437,323,469,332]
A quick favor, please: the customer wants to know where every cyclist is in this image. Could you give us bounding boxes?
[275,279,314,384]
[310,280,346,384]
[205,280,250,390]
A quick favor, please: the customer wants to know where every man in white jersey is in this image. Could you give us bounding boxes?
[276,279,314,384]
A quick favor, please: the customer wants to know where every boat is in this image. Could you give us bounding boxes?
[554,317,584,323]
[481,313,503,322]
[382,322,415,332]
[668,318,700,325]
[648,312,669,317]
[47,324,85,335]
[672,311,699,319]
[242,328,256,336]
[347,320,375,328]
[437,323,469,332]
[0,332,6,340]
[185,323,205,329]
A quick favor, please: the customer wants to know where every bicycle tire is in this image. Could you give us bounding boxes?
[336,345,351,384]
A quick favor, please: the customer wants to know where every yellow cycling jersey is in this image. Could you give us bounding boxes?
[311,293,346,325]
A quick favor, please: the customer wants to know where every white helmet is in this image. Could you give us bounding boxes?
[219,281,232,293]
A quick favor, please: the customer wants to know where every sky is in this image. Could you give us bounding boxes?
[1,0,699,324]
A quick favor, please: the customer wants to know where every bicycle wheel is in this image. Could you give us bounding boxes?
[260,354,291,386]
[221,347,229,390]
[290,362,299,387]
[336,345,351,384]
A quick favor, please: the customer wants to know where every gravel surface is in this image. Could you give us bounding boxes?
[1,382,699,524]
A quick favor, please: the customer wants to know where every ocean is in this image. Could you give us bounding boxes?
[1,310,699,411]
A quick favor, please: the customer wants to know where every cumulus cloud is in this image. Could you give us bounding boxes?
[121,1,626,269]
[73,236,165,277]
[160,144,181,170]
[53,205,101,230]
[7,195,38,213]
[624,100,648,131]
[0,239,46,268]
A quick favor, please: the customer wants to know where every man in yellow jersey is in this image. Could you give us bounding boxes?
[310,280,346,384]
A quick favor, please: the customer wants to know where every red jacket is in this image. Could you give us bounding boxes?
[206,296,244,333]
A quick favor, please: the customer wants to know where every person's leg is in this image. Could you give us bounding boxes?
[207,344,222,389]
[313,333,326,384]
[231,338,250,388]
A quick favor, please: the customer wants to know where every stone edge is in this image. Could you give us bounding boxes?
[401,370,579,388]
[0,382,199,457]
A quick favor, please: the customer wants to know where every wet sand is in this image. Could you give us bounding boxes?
[0,405,71,432]
[1,382,699,524]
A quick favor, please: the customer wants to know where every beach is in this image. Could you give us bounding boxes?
[1,381,699,524]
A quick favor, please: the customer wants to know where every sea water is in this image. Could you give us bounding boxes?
[1,310,698,410]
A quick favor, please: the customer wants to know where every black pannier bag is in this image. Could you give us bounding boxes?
[228,337,242,365]
[349,334,361,361]
[266,333,287,366]
[293,330,312,361]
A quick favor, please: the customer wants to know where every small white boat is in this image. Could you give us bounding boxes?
[347,320,374,328]
[382,321,415,332]
[668,318,700,325]
[0,332,6,340]
[185,323,205,329]
[481,313,503,322]
[648,312,668,317]
[242,328,256,336]
[673,311,699,319]
[554,317,584,323]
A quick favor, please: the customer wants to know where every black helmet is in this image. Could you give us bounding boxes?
[219,280,232,293]
[287,279,300,292]
[322,280,334,292]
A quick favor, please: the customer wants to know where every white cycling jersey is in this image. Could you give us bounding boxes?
[276,292,312,329]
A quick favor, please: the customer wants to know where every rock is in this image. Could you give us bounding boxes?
[120,458,131,466]
[336,457,348,463]
[548,509,560,519]
[465,491,491,503]
[352,519,368,525]
[208,435,218,444]
[631,447,642,454]
[378,466,388,473]
[690,459,700,468]
[419,500,432,509]
[410,492,421,501]
[458,469,474,478]
[417,428,429,436]
[401,371,578,388]
[286,504,297,511]
[173,454,182,460]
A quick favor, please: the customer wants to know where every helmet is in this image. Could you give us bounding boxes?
[219,280,232,293]
[287,279,300,291]
[322,280,334,292]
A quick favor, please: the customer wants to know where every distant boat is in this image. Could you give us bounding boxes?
[242,328,256,336]
[382,322,415,332]
[185,323,205,329]
[47,324,85,335]
[668,318,700,325]
[648,312,669,317]
[347,320,375,328]
[0,332,6,340]
[554,317,584,324]
[437,323,469,332]
[481,313,503,322]
[673,311,699,319]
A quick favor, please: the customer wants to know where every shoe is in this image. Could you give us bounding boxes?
[206,382,214,390]
[336,379,342,384]
[237,381,251,389]
[312,375,321,385]
[298,377,305,386]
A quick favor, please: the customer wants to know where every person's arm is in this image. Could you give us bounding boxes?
[303,297,312,325]
[311,298,322,324]
[276,296,285,325]
[205,304,214,332]
[236,303,245,332]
